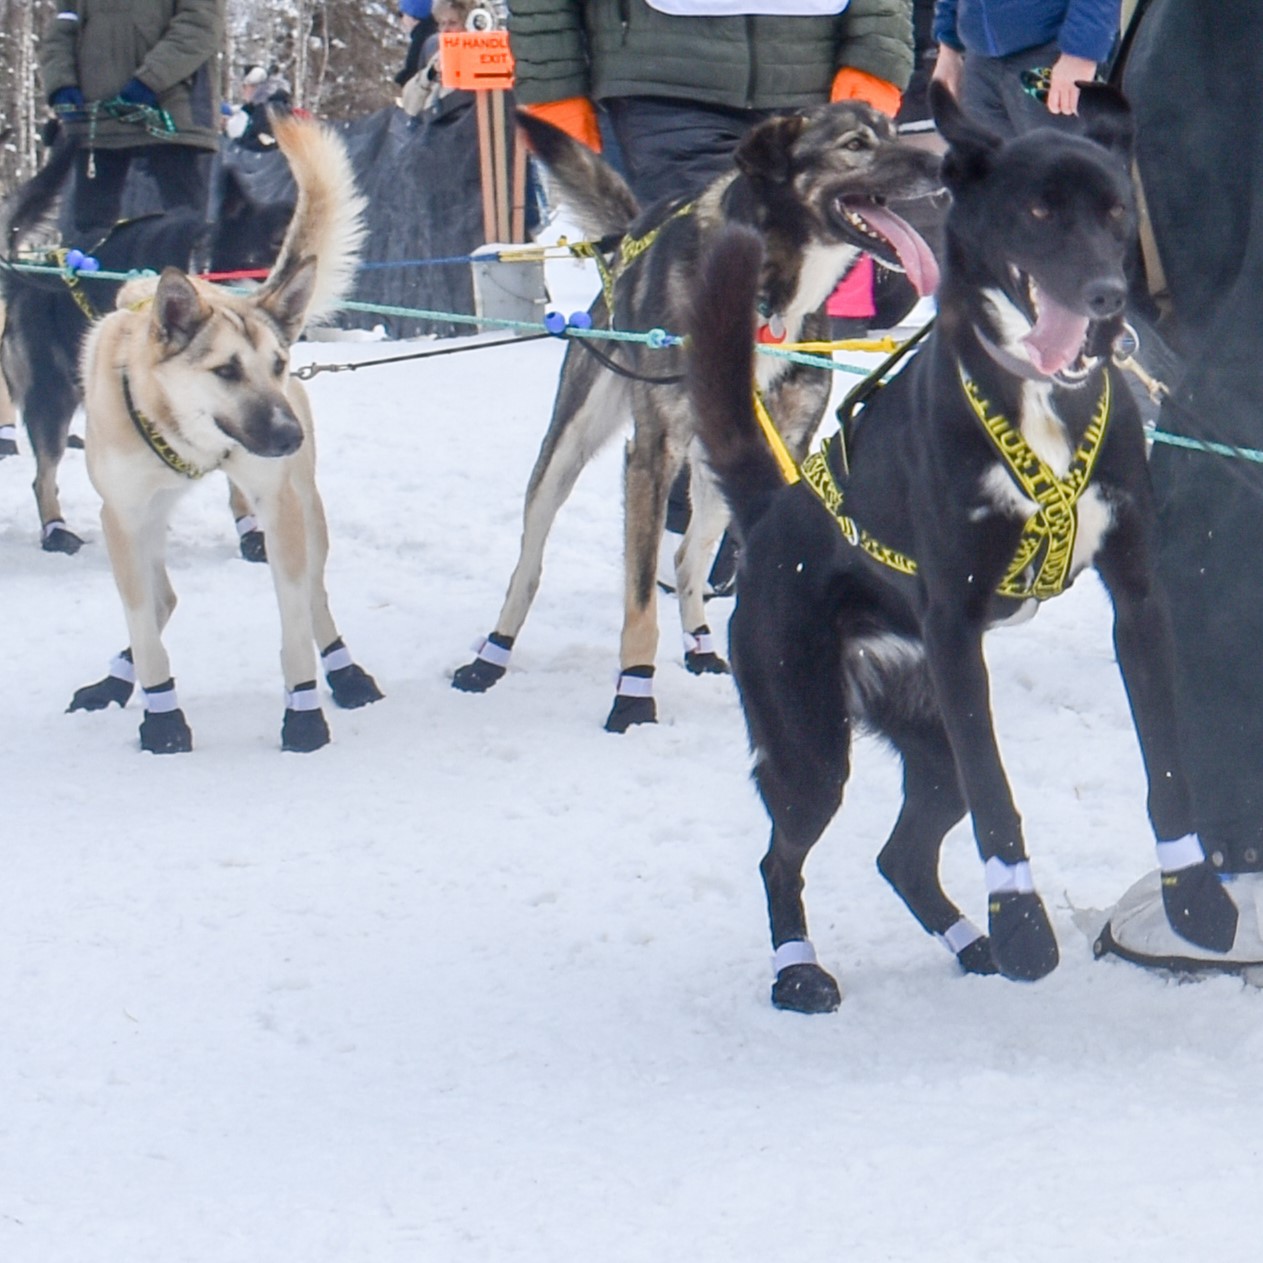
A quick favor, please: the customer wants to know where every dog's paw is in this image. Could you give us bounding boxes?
[238,528,267,564]
[988,892,1059,981]
[452,657,506,693]
[67,674,134,713]
[139,709,193,754]
[452,633,513,694]
[327,662,384,710]
[281,706,331,753]
[771,963,842,1014]
[605,694,656,733]
[41,523,85,555]
[1162,863,1239,954]
[684,649,730,675]
[956,935,999,976]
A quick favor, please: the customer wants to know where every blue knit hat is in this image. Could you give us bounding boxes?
[399,0,431,17]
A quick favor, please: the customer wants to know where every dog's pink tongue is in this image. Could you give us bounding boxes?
[1023,286,1090,376]
[856,204,940,296]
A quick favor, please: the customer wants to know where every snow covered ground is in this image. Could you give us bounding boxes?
[3,247,1261,1263]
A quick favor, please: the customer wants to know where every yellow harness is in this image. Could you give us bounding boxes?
[762,365,1113,601]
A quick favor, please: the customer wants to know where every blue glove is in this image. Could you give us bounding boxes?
[118,78,160,108]
[50,86,86,113]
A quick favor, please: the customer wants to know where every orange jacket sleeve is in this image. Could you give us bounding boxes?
[519,97,602,152]
[830,67,903,119]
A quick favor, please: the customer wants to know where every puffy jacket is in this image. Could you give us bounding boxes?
[39,0,223,152]
[932,0,1119,64]
[508,0,915,111]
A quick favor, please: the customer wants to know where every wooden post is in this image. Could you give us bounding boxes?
[475,89,496,242]
[511,125,528,244]
[490,89,511,243]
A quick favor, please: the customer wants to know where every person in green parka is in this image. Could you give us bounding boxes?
[39,0,224,237]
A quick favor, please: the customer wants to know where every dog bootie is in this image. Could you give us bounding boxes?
[770,942,841,1013]
[987,892,1059,981]
[683,625,728,676]
[138,680,192,754]
[605,666,656,733]
[322,639,384,709]
[281,682,330,752]
[68,650,136,712]
[1162,861,1240,954]
[452,633,513,693]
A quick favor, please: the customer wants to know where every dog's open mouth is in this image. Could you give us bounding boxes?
[1020,277,1091,378]
[836,199,940,297]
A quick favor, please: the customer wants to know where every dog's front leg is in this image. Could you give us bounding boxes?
[98,498,193,754]
[251,474,330,753]
[1097,537,1239,953]
[921,601,1059,980]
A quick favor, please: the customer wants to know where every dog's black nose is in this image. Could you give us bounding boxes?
[1085,278,1126,319]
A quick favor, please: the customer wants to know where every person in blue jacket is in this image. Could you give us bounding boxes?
[931,0,1120,134]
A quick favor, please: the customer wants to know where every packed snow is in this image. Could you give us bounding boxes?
[3,243,1261,1263]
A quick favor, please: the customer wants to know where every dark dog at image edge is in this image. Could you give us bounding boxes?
[0,140,293,554]
[452,103,941,731]
[687,83,1239,1011]
[65,112,382,754]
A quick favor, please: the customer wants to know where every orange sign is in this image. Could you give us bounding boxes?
[439,31,515,91]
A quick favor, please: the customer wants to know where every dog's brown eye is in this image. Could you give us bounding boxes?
[1030,204,1050,220]
[844,137,866,152]
[273,354,286,377]
[213,359,242,383]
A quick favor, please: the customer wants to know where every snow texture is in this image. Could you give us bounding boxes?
[2,247,1261,1263]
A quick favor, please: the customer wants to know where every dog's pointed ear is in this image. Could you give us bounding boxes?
[151,268,210,353]
[1077,83,1134,161]
[256,255,317,345]
[931,81,1002,188]
[736,113,807,184]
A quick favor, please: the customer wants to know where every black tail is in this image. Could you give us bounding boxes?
[3,136,79,257]
[686,226,787,537]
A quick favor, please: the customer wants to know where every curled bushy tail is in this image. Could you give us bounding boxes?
[687,226,787,537]
[517,112,640,240]
[259,110,367,326]
[2,136,78,257]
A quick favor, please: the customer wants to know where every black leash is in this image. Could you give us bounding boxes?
[292,332,552,380]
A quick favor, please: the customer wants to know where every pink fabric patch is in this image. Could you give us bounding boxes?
[825,255,875,319]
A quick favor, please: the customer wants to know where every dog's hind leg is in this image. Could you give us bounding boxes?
[453,360,628,695]
[731,500,855,1012]
[228,479,267,563]
[605,403,685,733]
[673,446,731,676]
[25,366,84,554]
[876,721,996,976]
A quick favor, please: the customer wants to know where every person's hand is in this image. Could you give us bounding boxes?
[830,67,901,117]
[50,86,86,116]
[931,44,965,100]
[1047,53,1097,115]
[118,78,160,108]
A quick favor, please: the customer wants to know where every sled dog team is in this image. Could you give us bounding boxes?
[0,96,1241,997]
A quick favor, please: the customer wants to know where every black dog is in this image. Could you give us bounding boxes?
[688,83,1239,1012]
[0,138,292,553]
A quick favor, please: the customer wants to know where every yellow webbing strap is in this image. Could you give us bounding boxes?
[790,367,1113,599]
[962,369,1111,600]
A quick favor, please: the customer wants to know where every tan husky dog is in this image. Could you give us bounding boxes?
[68,112,383,753]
